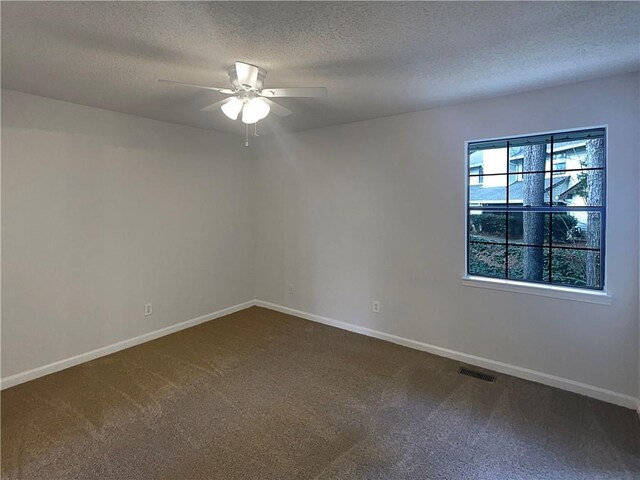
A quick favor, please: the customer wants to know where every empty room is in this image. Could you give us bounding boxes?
[2,1,640,479]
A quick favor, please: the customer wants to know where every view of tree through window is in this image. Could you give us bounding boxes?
[467,128,605,289]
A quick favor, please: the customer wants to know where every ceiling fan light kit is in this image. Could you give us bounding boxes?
[221,97,243,120]
[241,98,270,124]
[159,61,327,145]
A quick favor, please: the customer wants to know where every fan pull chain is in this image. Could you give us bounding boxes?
[245,123,249,147]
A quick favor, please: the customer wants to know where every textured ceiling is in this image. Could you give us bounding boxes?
[2,1,639,136]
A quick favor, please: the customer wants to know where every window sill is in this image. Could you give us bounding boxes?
[461,276,612,305]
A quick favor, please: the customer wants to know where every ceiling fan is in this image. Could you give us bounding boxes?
[159,61,327,126]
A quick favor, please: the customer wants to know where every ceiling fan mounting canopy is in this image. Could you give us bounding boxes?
[159,61,328,125]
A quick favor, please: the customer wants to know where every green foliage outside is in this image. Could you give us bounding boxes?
[470,212,579,243]
[468,234,598,288]
[469,211,594,287]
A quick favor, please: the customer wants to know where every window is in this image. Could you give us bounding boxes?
[467,128,606,290]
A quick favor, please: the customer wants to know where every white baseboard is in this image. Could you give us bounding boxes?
[0,300,256,390]
[255,300,639,410]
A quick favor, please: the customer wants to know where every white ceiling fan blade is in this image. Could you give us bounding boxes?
[200,98,232,112]
[235,62,260,89]
[158,79,234,94]
[260,98,292,117]
[259,87,327,98]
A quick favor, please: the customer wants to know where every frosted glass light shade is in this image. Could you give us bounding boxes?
[241,98,270,124]
[221,97,244,120]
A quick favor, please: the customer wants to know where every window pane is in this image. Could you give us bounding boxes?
[469,145,507,175]
[469,212,506,244]
[506,212,594,247]
[549,172,573,205]
[507,212,549,246]
[469,242,506,278]
[551,139,586,171]
[550,211,602,249]
[508,172,550,206]
[552,135,604,170]
[469,175,507,206]
[507,245,550,283]
[553,169,604,207]
[509,137,551,175]
[551,249,601,289]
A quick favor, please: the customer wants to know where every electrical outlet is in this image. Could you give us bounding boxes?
[288,284,294,295]
[144,303,153,316]
[372,300,380,313]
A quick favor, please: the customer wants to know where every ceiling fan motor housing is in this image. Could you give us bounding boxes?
[228,64,267,91]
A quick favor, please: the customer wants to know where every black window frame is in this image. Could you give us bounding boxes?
[466,128,606,291]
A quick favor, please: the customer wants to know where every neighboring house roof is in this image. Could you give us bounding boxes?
[470,175,572,204]
[557,179,585,201]
[469,184,506,203]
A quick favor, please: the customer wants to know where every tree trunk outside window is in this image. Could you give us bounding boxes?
[522,144,546,281]
[585,139,604,287]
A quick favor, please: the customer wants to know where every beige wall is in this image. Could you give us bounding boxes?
[255,73,640,398]
[1,90,255,378]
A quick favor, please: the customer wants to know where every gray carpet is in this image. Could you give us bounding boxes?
[2,306,639,479]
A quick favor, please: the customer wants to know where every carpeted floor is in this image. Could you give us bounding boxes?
[2,306,639,479]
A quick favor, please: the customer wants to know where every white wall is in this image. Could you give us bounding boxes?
[3,74,639,403]
[255,73,640,398]
[1,90,255,378]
